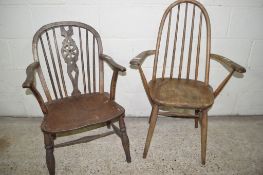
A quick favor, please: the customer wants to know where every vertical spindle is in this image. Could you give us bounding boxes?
[52,28,68,97]
[40,36,58,99]
[92,35,96,92]
[162,10,172,78]
[195,13,202,80]
[186,6,196,79]
[46,31,62,98]
[178,3,188,79]
[170,5,181,78]
[86,30,91,93]
[79,27,86,93]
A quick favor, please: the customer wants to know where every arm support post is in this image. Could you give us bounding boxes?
[22,62,48,114]
[110,70,118,100]
[138,66,153,105]
[214,70,234,98]
[100,54,126,100]
[210,53,246,98]
[130,50,156,105]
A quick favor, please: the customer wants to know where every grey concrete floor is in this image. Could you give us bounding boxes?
[0,116,263,175]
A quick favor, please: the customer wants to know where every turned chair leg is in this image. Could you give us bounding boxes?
[201,110,208,165]
[143,104,159,159]
[44,133,55,175]
[119,116,131,163]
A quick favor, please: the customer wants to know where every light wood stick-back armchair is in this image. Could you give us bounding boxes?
[22,21,131,175]
[130,0,246,165]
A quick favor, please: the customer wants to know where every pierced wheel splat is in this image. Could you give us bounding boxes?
[60,26,81,96]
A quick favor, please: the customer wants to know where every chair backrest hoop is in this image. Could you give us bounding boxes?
[152,0,211,85]
[32,21,104,101]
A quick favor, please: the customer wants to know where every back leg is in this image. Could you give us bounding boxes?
[201,110,208,165]
[195,110,200,128]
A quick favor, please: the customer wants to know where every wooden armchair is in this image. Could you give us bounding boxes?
[22,21,131,175]
[130,0,246,165]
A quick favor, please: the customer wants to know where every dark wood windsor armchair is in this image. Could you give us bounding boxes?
[130,0,246,164]
[22,21,131,175]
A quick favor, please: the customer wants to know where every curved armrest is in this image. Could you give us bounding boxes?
[211,54,246,98]
[22,62,40,88]
[100,54,126,72]
[22,62,47,114]
[210,54,246,73]
[130,50,155,67]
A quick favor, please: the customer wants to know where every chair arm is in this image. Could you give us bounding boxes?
[100,54,126,72]
[99,54,126,100]
[130,50,155,67]
[22,62,48,114]
[22,62,40,88]
[210,54,246,73]
[210,54,246,98]
[130,50,155,105]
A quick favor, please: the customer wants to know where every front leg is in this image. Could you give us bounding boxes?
[143,104,159,158]
[119,116,131,163]
[44,133,55,175]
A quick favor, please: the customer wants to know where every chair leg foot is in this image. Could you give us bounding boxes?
[143,105,159,159]
[119,116,131,163]
[44,133,55,175]
[201,110,208,165]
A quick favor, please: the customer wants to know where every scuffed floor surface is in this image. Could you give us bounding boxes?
[0,116,263,175]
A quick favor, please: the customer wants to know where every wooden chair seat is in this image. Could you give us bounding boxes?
[149,78,214,109]
[41,93,124,133]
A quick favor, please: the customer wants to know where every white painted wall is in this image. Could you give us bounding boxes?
[0,0,263,117]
